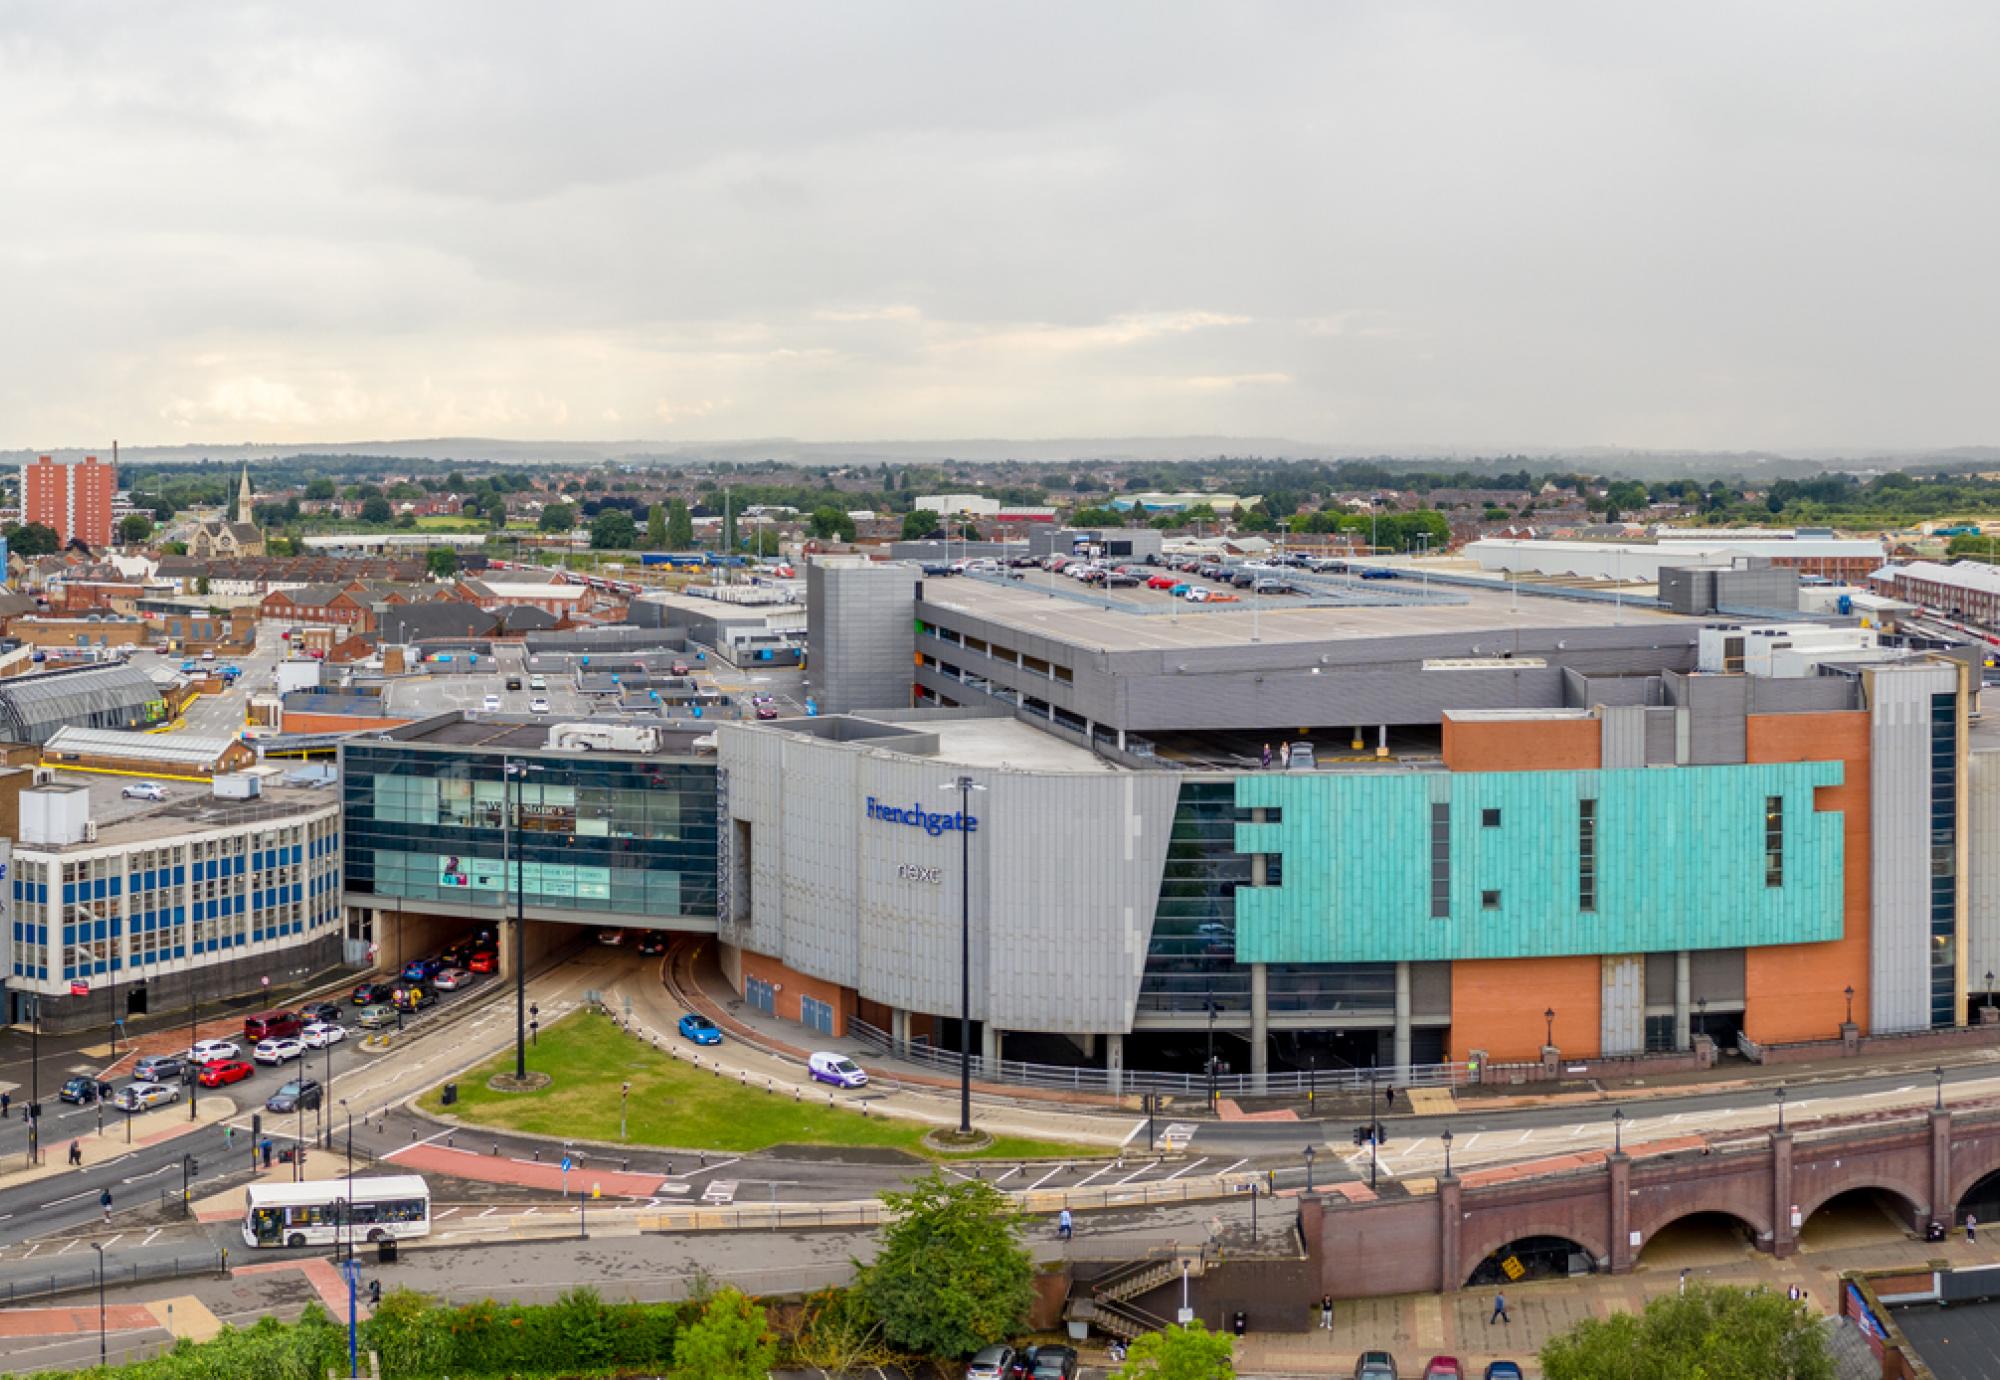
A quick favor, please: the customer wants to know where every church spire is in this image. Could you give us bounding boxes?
[237,466,253,523]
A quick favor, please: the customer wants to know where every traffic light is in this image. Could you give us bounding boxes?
[251,1113,263,1138]
[1352,1125,1368,1146]
[1372,1121,1389,1146]
[127,983,148,1015]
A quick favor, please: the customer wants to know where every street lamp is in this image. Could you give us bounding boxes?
[1775,1085,1787,1134]
[1441,1127,1454,1178]
[339,1099,355,1262]
[91,1241,106,1368]
[1844,985,1855,1026]
[941,775,986,1137]
[341,1253,362,1380]
[505,758,529,1081]
[1303,1143,1317,1192]
[1205,989,1220,1112]
[1612,1107,1624,1154]
[1543,1007,1555,1048]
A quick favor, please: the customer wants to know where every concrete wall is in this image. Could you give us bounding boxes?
[1969,750,2000,990]
[1867,663,1960,1031]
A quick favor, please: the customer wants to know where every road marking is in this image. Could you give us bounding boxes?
[477,1206,498,1218]
[1569,1124,1591,1137]
[1114,1164,1152,1186]
[100,1234,122,1249]
[1162,1157,1209,1182]
[56,1240,78,1256]
[1119,1119,1149,1147]
[674,1156,739,1179]
[21,1244,38,1258]
[1071,1163,1117,1189]
[140,1230,160,1246]
[434,1207,459,1220]
[383,1128,453,1162]
[1461,1133,1481,1149]
[701,1180,738,1205]
[1398,1139,1427,1157]
[1022,1165,1065,1192]
[44,1191,95,1208]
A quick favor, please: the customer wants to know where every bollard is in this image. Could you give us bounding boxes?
[534,1149,541,1162]
[446,1135,453,1149]
[492,1143,499,1156]
[410,1128,416,1141]
[699,1151,706,1168]
[622,1158,629,1172]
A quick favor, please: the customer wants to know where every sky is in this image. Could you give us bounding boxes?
[4,2,1997,454]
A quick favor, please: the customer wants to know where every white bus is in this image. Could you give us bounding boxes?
[243,1175,431,1249]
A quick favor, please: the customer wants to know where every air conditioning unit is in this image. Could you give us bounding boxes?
[83,821,98,843]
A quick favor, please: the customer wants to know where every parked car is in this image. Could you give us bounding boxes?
[265,1078,323,1114]
[1145,574,1178,589]
[1184,586,1211,602]
[467,950,498,974]
[1354,1353,1399,1380]
[678,1014,723,1046]
[431,967,473,991]
[188,1038,239,1064]
[59,1076,103,1104]
[301,1021,346,1048]
[1104,572,1140,587]
[528,675,547,691]
[530,697,550,714]
[755,705,779,720]
[1286,742,1317,771]
[1421,1360,1462,1380]
[199,1059,255,1088]
[481,694,501,711]
[356,1004,399,1030]
[121,781,167,802]
[253,1038,305,1065]
[352,982,393,1006]
[132,1053,184,1083]
[1011,1344,1079,1379]
[1481,1365,1523,1380]
[964,1346,1016,1380]
[116,1082,179,1111]
[1253,579,1290,595]
[807,1051,868,1088]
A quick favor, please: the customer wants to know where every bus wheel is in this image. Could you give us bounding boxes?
[286,1233,305,1248]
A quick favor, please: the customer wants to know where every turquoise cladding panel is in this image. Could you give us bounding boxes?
[1232,762,1845,963]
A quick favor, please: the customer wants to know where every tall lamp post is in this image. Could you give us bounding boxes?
[1613,1107,1624,1154]
[506,758,528,1081]
[1775,1086,1787,1134]
[1441,1127,1454,1178]
[91,1242,107,1368]
[341,1252,362,1380]
[1844,985,1855,1027]
[1936,1065,1946,1112]
[26,994,40,1167]
[339,1099,354,1261]
[940,775,985,1137]
[1303,1143,1316,1193]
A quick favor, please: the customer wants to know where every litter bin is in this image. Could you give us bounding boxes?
[441,1083,458,1107]
[377,1237,398,1265]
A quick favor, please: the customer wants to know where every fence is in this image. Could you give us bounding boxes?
[0,1246,229,1308]
[844,1017,1470,1099]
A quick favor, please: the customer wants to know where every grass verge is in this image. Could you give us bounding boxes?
[417,1009,1106,1161]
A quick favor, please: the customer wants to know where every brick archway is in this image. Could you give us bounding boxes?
[1457,1222,1611,1288]
[1794,1179,1927,1228]
[1633,1200,1771,1254]
[1950,1139,2000,1218]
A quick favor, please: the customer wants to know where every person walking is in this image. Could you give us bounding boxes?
[1261,742,1272,769]
[1489,1290,1510,1325]
[68,1141,81,1168]
[1968,1212,1979,1245]
[2,1090,12,1118]
[99,1189,112,1224]
[1058,1207,1073,1241]
[1319,1294,1333,1330]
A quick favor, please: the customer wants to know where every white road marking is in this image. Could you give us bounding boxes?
[44,1191,95,1208]
[382,1128,453,1162]
[1071,1163,1117,1190]
[1162,1157,1209,1182]
[477,1207,497,1218]
[1119,1119,1148,1147]
[1114,1164,1153,1186]
[434,1207,459,1220]
[100,1234,122,1249]
[1022,1165,1065,1192]
[1215,1158,1248,1178]
[56,1240,78,1255]
[140,1230,160,1246]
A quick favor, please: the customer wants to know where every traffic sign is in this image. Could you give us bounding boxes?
[69,980,89,997]
[1501,1255,1526,1281]
[560,1155,573,1173]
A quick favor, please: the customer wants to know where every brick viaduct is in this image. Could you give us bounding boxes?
[1304,1103,2000,1297]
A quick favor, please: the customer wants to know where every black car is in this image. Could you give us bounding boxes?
[352,981,392,1006]
[1016,1345,1079,1380]
[635,933,668,956]
[265,1078,323,1114]
[58,1076,102,1105]
[300,1001,344,1026]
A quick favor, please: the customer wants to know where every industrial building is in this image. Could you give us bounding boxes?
[0,662,169,745]
[41,727,257,780]
[1466,535,1887,583]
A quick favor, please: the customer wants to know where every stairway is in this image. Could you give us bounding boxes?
[1063,1251,1203,1341]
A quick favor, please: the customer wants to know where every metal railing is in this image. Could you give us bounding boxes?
[0,1246,229,1307]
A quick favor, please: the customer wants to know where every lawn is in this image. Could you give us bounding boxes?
[418,1010,1104,1161]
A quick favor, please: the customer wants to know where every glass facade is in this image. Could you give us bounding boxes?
[1930,691,1960,1028]
[341,744,718,922]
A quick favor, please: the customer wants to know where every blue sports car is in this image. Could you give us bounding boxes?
[678,1013,723,1046]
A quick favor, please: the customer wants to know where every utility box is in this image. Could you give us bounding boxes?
[212,772,262,800]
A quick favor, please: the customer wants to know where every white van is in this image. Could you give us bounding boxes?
[481,694,501,712]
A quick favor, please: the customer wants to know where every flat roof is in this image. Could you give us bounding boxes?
[921,717,1115,773]
[1893,1298,2000,1380]
[25,772,339,852]
[377,714,714,756]
[919,577,1699,656]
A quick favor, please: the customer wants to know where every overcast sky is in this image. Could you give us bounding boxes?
[4,2,1996,453]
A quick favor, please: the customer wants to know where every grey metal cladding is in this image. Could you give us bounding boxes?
[1643,708,1678,765]
[810,563,919,713]
[1869,666,1955,1032]
[1600,955,1644,1055]
[1600,706,1646,769]
[1689,948,1745,1003]
[1967,751,2000,989]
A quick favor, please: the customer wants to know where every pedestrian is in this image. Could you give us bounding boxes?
[224,1125,234,1150]
[68,1140,82,1167]
[99,1189,112,1223]
[1320,1294,1333,1330]
[1384,1086,1396,1108]
[1058,1207,1073,1241]
[1280,740,1292,768]
[1489,1290,1509,1325]
[1261,742,1272,769]
[2,1091,11,1118]
[260,1138,273,1169]
[1969,1212,1979,1244]
[1679,1267,1690,1296]
[1787,1284,1800,1302]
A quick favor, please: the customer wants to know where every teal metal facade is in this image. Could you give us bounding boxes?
[1232,763,1845,963]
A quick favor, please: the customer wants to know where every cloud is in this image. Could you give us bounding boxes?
[1179,373,1295,391]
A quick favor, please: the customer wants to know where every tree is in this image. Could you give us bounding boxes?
[809,505,856,542]
[1115,1319,1236,1379]
[1540,1283,1830,1380]
[427,548,460,578]
[396,511,418,528]
[856,1171,1033,1359]
[195,576,211,596]
[360,495,394,525]
[590,508,638,550]
[647,503,669,549]
[1070,506,1127,528]
[118,514,155,545]
[305,477,337,501]
[7,522,59,557]
[670,1287,775,1380]
[446,471,467,492]
[903,509,944,540]
[667,498,694,548]
[538,502,575,533]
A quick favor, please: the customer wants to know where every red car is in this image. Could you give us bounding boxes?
[1421,1359,1462,1380]
[1145,574,1178,589]
[467,950,498,974]
[199,1059,254,1088]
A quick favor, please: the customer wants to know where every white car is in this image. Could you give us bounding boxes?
[482,694,501,712]
[122,781,167,802]
[1184,587,1212,603]
[201,650,217,662]
[530,697,550,714]
[301,1022,346,1049]
[253,1038,305,1065]
[528,676,547,691]
[807,1051,869,1089]
[188,1039,239,1064]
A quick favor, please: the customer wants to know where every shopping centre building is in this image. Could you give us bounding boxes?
[333,556,2000,1084]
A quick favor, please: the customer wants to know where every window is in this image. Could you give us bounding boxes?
[1429,803,1450,919]
[1763,795,1784,888]
[1481,808,1501,828]
[1578,798,1597,913]
[1481,889,1501,910]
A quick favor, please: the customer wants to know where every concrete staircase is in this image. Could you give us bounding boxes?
[1063,1251,1203,1341]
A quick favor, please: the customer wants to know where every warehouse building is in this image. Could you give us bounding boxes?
[0,662,169,745]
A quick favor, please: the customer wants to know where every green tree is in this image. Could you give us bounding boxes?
[809,505,856,541]
[360,495,394,524]
[670,1286,776,1380]
[903,509,944,540]
[8,521,59,556]
[427,548,460,578]
[1070,505,1128,528]
[590,508,638,550]
[538,502,575,532]
[446,470,467,491]
[396,510,418,528]
[647,502,669,549]
[305,476,337,501]
[1540,1283,1830,1380]
[1116,1319,1236,1379]
[856,1170,1033,1359]
[118,513,155,544]
[196,575,211,596]
[667,497,694,548]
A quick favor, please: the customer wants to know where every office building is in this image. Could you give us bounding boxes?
[21,455,116,549]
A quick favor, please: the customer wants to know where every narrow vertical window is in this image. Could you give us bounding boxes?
[1578,798,1597,913]
[1430,802,1451,918]
[1764,794,1784,887]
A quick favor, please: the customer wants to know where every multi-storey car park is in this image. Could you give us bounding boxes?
[333,552,2000,1092]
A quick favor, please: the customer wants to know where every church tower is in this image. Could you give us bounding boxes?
[236,466,254,522]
